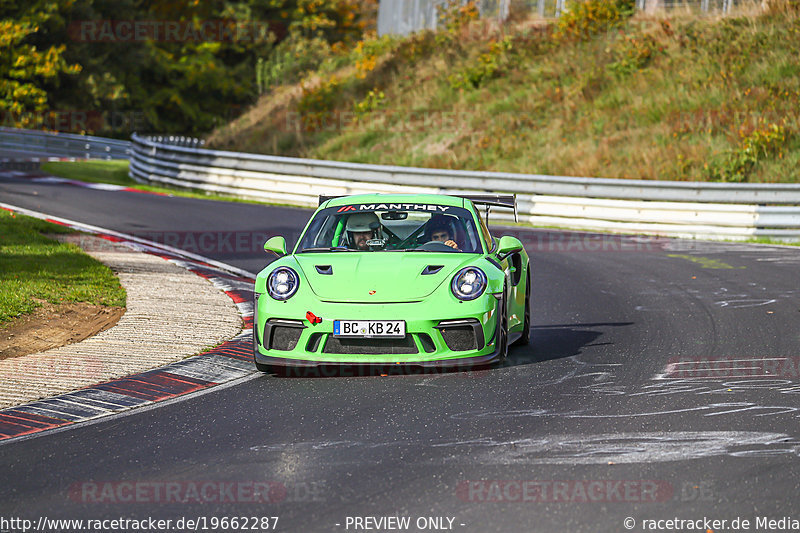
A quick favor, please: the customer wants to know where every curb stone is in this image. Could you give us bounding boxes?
[0,205,258,442]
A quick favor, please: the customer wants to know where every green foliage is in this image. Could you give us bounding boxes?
[449,37,513,90]
[0,7,82,129]
[351,35,396,79]
[354,88,386,118]
[438,0,481,33]
[555,0,636,41]
[0,210,125,325]
[279,0,377,44]
[395,31,438,64]
[607,33,662,78]
[256,36,331,95]
[296,76,342,130]
[707,122,790,182]
[211,2,800,184]
[0,0,376,136]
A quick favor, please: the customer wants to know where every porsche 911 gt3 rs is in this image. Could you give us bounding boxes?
[253,193,530,371]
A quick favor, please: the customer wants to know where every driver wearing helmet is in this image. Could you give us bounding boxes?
[345,212,382,250]
[427,215,459,250]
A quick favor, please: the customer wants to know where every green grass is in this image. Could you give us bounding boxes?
[41,160,132,186]
[40,160,304,208]
[0,210,126,326]
[207,3,800,183]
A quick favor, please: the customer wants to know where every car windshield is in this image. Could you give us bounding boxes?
[296,203,483,253]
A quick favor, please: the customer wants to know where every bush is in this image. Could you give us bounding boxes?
[296,76,342,131]
[607,33,663,77]
[555,0,636,41]
[395,31,438,65]
[438,0,480,34]
[354,88,386,118]
[449,37,513,90]
[256,37,332,95]
[708,122,789,182]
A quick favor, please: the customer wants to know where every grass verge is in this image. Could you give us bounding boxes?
[208,0,800,183]
[40,160,304,208]
[0,210,126,326]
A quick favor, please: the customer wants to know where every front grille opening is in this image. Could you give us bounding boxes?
[269,326,303,351]
[306,333,324,352]
[439,326,478,352]
[418,333,436,353]
[323,336,418,355]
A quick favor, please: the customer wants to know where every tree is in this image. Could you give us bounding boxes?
[0,2,81,129]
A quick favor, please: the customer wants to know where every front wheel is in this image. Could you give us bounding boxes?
[254,359,273,373]
[253,327,274,374]
[494,289,509,365]
[515,267,531,346]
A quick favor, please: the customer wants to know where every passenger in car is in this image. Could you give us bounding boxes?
[427,215,460,250]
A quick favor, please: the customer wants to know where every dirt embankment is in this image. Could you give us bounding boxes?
[0,300,125,360]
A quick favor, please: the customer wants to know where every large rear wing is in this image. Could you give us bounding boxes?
[318,195,345,206]
[460,195,517,224]
[317,193,517,223]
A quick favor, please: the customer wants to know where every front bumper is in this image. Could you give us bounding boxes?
[253,293,502,367]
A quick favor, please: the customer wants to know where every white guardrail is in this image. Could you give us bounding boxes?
[129,133,800,241]
[0,126,130,160]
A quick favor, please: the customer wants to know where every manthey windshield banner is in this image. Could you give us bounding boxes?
[334,203,455,213]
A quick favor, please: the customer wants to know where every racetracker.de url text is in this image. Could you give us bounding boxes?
[627,516,799,531]
[0,515,279,532]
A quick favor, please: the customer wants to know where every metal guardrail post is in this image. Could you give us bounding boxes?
[555,0,566,18]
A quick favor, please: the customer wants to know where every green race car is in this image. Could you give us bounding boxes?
[253,193,530,371]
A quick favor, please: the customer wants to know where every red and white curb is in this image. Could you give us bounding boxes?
[0,203,258,443]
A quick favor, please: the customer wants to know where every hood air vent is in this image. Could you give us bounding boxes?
[421,265,444,275]
[315,265,333,275]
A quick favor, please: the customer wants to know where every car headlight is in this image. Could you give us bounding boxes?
[267,267,299,300]
[451,267,487,301]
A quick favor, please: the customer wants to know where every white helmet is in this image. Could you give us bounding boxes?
[346,212,380,234]
[345,212,382,248]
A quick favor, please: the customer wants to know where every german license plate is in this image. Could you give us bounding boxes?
[333,320,405,338]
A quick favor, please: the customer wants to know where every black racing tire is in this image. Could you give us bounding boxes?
[494,288,509,366]
[515,267,531,346]
[254,360,273,373]
[253,327,275,374]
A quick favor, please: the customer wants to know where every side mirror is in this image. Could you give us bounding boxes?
[264,236,287,256]
[496,235,523,260]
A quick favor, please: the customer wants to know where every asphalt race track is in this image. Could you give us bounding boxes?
[1,176,800,532]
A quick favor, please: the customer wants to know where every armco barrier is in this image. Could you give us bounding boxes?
[129,133,800,241]
[0,126,130,159]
